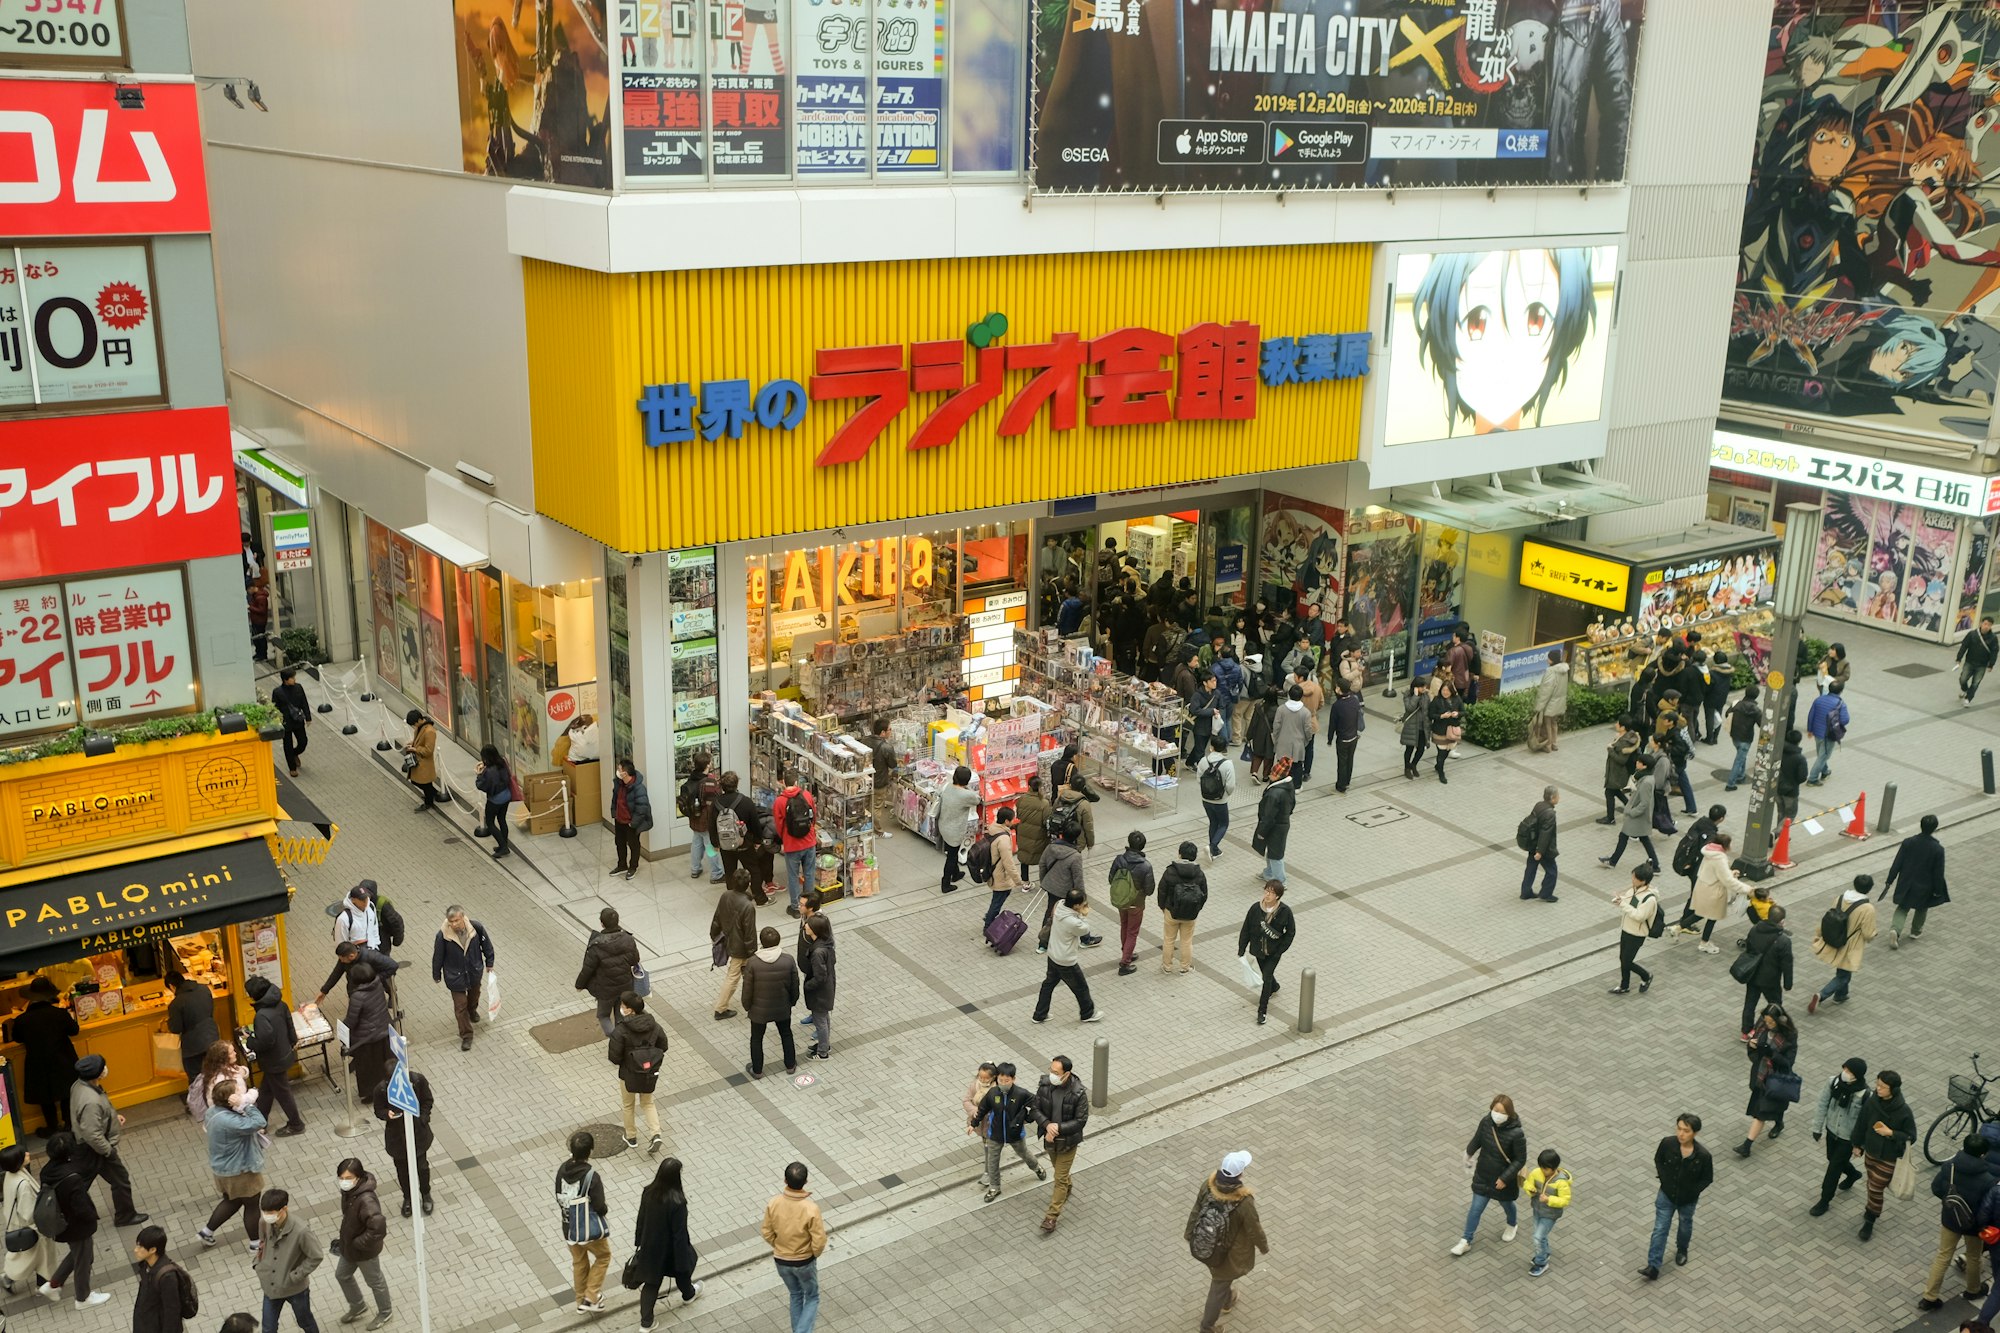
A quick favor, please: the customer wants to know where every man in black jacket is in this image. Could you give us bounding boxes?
[1702,652,1734,745]
[130,1224,188,1333]
[1957,614,1997,704]
[970,1062,1046,1204]
[1879,814,1950,947]
[1724,683,1761,791]
[710,872,758,1020]
[742,926,799,1079]
[165,971,219,1083]
[576,907,640,1037]
[244,976,305,1136]
[1033,1055,1090,1234]
[1328,682,1364,793]
[375,1067,435,1218]
[272,666,311,776]
[1519,786,1560,902]
[800,915,835,1062]
[431,906,495,1052]
[1738,905,1794,1037]
[1777,729,1809,824]
[1642,1113,1713,1278]
[1918,1134,1997,1309]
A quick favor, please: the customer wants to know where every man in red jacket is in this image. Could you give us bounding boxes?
[773,774,818,917]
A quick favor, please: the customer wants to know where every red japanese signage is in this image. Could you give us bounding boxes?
[0,405,238,581]
[0,79,210,237]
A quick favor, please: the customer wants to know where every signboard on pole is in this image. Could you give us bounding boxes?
[271,510,311,571]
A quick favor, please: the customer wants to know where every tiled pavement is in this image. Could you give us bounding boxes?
[11,612,1996,1333]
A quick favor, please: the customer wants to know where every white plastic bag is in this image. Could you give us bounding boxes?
[1889,1155,1916,1200]
[1238,953,1260,989]
[483,969,501,1018]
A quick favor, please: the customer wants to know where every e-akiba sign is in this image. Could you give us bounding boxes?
[0,79,211,236]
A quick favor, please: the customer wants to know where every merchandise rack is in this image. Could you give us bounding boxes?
[747,700,879,899]
[1014,630,1183,814]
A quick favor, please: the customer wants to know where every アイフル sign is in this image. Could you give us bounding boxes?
[0,405,237,581]
[0,78,209,236]
[0,565,196,740]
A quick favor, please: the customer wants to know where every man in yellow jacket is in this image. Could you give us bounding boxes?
[1522,1149,1572,1277]
[761,1161,828,1333]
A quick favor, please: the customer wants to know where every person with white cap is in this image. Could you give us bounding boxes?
[1186,1149,1268,1333]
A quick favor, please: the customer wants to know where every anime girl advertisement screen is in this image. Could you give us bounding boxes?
[1727,5,2000,445]
[1382,244,1619,447]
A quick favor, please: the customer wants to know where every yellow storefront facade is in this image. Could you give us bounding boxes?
[522,244,1376,877]
[0,731,299,1137]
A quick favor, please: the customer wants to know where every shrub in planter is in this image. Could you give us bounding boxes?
[1566,683,1630,728]
[276,626,331,667]
[1463,690,1533,750]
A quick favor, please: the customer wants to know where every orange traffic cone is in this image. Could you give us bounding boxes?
[1770,818,1796,869]
[1841,791,1869,840]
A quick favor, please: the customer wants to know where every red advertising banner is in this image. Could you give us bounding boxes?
[0,405,238,580]
[0,79,210,237]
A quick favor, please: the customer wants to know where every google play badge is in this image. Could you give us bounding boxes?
[1271,127,1294,158]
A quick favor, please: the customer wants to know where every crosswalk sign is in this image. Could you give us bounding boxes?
[385,1059,421,1116]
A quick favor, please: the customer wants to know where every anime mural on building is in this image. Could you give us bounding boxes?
[1728,3,2000,442]
[1257,493,1345,621]
[453,0,611,188]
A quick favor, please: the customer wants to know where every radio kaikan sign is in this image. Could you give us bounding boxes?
[635,320,1370,465]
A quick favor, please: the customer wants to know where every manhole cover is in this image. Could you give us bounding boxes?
[530,1011,611,1056]
[1346,805,1408,828]
[574,1123,630,1158]
[1884,662,1945,679]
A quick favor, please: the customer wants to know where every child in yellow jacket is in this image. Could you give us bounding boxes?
[1522,1149,1572,1277]
[1745,883,1779,924]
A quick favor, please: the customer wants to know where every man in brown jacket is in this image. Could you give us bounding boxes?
[761,1161,828,1332]
[709,872,759,1020]
[1186,1150,1269,1333]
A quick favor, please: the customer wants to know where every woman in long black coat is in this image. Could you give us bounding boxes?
[631,1157,700,1329]
[9,978,79,1133]
[1881,814,1949,945]
[1451,1094,1526,1256]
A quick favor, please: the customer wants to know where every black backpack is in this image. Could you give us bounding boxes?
[1672,827,1706,878]
[378,896,406,949]
[1199,760,1226,802]
[166,1262,200,1320]
[675,775,702,818]
[1514,814,1538,852]
[1647,894,1666,938]
[781,791,813,840]
[1943,1162,1979,1234]
[1047,802,1082,844]
[1819,897,1855,951]
[621,1029,667,1090]
[32,1181,63,1238]
[966,834,995,884]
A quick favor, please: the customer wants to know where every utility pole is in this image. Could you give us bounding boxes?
[1735,502,1822,881]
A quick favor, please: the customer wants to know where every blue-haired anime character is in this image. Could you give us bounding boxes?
[1410,249,1600,435]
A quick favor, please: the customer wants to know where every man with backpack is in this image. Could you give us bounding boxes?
[272,666,311,778]
[556,1132,612,1313]
[1808,874,1880,1015]
[1918,1134,1996,1310]
[1106,831,1155,976]
[1196,737,1236,860]
[1805,680,1850,786]
[608,991,667,1154]
[772,773,819,914]
[676,751,725,884]
[1957,614,1998,705]
[1186,1150,1269,1333]
[1517,786,1560,902]
[1158,843,1209,973]
[710,771,764,895]
[130,1224,195,1333]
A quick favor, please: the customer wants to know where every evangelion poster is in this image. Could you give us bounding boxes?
[1413,522,1466,677]
[1727,6,2000,445]
[1031,0,1647,192]
[1257,492,1344,621]
[453,0,611,188]
[1343,512,1420,677]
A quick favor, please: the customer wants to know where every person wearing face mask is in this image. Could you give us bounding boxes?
[1452,1095,1526,1255]
[196,1079,267,1253]
[331,1158,391,1330]
[374,1066,435,1218]
[1808,1057,1869,1216]
[1031,1055,1090,1234]
[251,1188,322,1332]
[1851,1068,1918,1242]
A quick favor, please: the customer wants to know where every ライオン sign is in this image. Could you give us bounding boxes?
[1518,539,1629,613]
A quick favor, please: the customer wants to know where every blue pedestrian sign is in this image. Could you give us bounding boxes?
[385,1059,422,1116]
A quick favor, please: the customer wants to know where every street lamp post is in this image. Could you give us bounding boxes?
[1735,502,1823,881]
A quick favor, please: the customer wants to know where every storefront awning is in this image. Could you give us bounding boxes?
[401,522,488,571]
[272,769,339,866]
[1387,465,1645,533]
[232,430,312,507]
[0,832,291,973]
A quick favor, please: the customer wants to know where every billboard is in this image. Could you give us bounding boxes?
[0,79,208,236]
[1031,0,1646,193]
[0,241,165,413]
[1727,6,2000,445]
[1384,244,1617,445]
[452,0,610,188]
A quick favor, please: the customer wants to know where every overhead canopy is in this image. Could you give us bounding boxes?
[0,832,290,973]
[401,522,488,571]
[1387,465,1644,533]
[272,768,339,866]
[273,769,332,837]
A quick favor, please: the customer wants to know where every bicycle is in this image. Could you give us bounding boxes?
[1923,1052,1996,1165]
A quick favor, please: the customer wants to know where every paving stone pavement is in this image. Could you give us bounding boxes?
[6,611,1993,1333]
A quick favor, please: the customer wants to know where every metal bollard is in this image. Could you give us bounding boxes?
[1875,781,1897,835]
[1296,967,1316,1034]
[1090,1038,1108,1109]
[1985,750,1996,796]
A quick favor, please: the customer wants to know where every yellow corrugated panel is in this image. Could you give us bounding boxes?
[525,245,1372,552]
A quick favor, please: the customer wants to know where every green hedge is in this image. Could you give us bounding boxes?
[0,702,282,766]
[1462,682,1628,750]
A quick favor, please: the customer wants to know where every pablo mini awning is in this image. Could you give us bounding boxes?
[271,768,339,865]
[0,831,291,973]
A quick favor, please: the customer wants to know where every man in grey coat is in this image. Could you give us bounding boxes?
[1520,786,1560,903]
[1031,889,1101,1024]
[253,1187,323,1331]
[1268,685,1314,778]
[69,1055,146,1224]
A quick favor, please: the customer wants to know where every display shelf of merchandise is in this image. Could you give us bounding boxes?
[795,624,966,721]
[747,700,879,900]
[1576,607,1777,691]
[1014,630,1182,812]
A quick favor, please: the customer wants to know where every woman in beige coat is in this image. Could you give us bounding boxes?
[0,1144,61,1298]
[398,709,441,810]
[1682,835,1749,954]
[1807,874,1879,1014]
[1526,650,1570,752]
